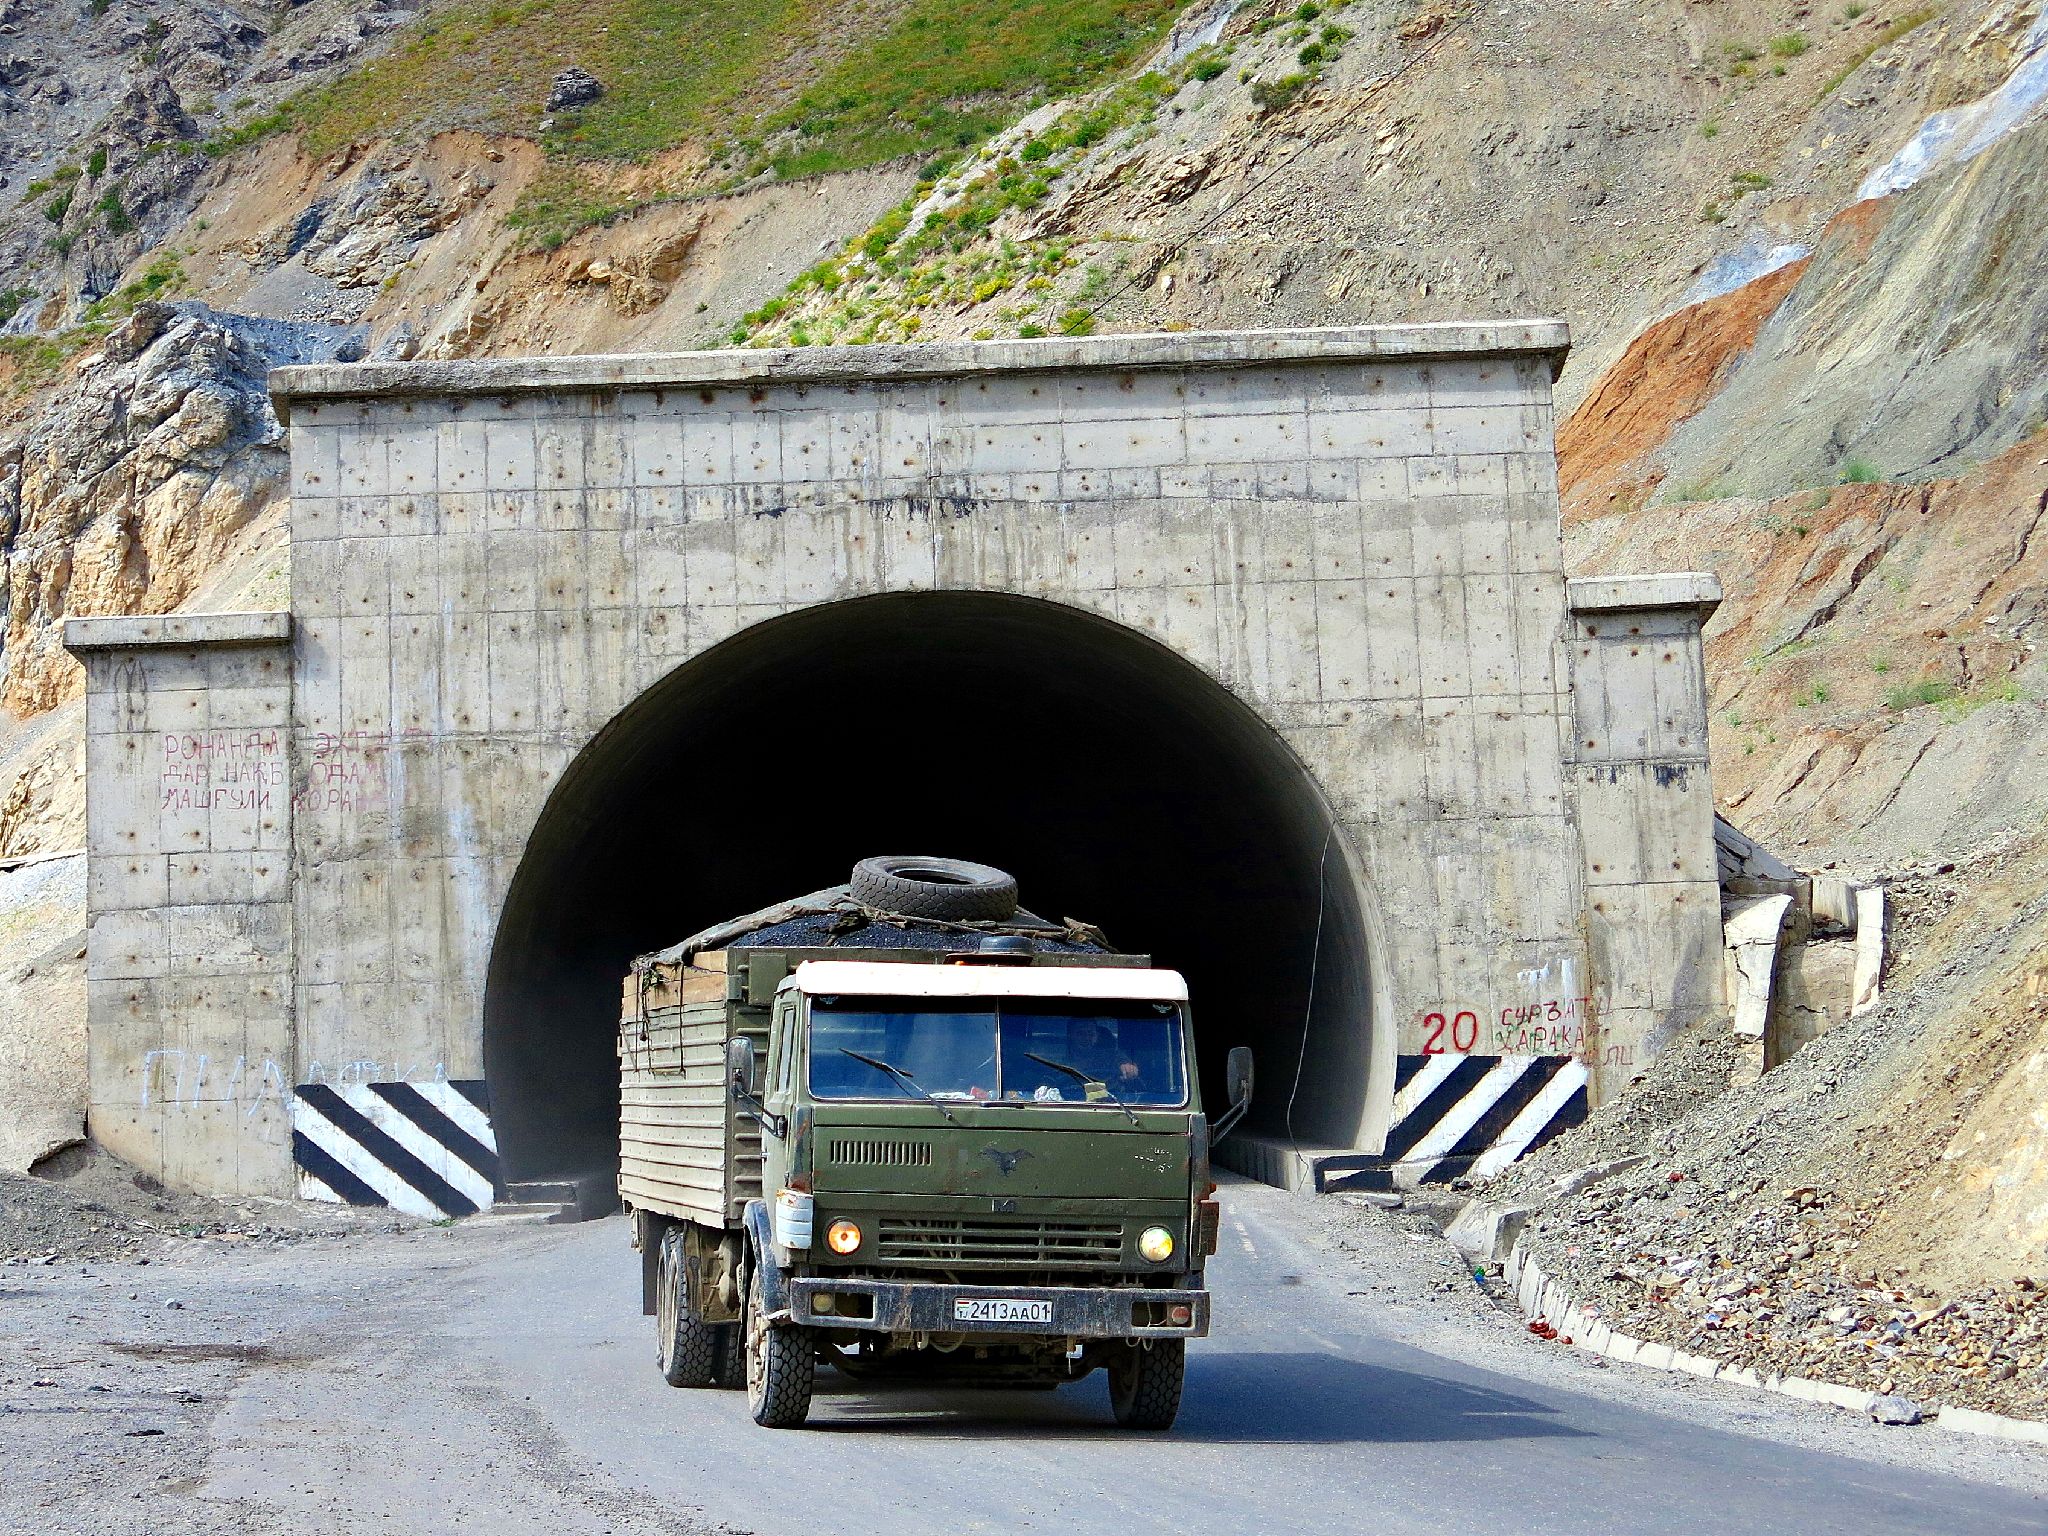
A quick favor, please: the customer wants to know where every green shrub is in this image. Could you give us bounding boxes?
[1838,457,1882,483]
[98,190,133,234]
[86,147,108,178]
[1769,32,1809,56]
[1884,678,1955,711]
[1056,306,1095,335]
[1250,72,1311,112]
[1730,169,1772,191]
[1188,52,1228,81]
[43,192,72,223]
[1297,41,1325,66]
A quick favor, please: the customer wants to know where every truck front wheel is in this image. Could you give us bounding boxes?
[744,1263,814,1428]
[1106,1339,1185,1430]
[655,1228,720,1387]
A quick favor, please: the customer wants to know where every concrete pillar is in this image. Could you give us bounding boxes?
[63,613,297,1196]
[1566,574,1726,1098]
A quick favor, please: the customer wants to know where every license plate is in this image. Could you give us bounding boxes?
[953,1297,1052,1325]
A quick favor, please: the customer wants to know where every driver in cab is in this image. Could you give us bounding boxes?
[1062,1016,1140,1095]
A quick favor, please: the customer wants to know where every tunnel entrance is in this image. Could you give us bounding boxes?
[483,592,1383,1186]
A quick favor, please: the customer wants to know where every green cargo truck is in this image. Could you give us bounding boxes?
[617,858,1251,1430]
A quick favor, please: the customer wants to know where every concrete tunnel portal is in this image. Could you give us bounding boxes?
[483,591,1383,1186]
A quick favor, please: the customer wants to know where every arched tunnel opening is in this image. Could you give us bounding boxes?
[483,591,1382,1186]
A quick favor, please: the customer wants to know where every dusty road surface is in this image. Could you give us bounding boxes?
[5,1179,2046,1536]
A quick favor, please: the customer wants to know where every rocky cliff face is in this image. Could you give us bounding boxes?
[0,303,359,717]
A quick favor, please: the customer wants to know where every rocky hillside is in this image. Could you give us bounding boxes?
[0,0,2043,1311]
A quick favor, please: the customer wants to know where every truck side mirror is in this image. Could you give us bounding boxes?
[1226,1046,1254,1108]
[727,1036,758,1099]
[1213,1047,1254,1142]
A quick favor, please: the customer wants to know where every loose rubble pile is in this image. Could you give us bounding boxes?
[1514,1153,2048,1421]
[1479,841,2048,1424]
[2,1144,400,1264]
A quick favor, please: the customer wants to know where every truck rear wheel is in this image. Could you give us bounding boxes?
[655,1228,720,1388]
[744,1263,814,1428]
[1107,1339,1185,1430]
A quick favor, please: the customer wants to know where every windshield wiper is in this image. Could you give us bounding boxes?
[838,1048,958,1123]
[1021,1051,1139,1124]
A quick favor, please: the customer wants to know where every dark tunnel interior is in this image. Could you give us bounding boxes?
[483,591,1378,1184]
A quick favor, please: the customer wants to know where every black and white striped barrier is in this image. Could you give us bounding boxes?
[291,1081,500,1218]
[1375,1053,1589,1188]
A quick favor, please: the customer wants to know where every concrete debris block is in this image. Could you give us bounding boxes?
[1714,814,1800,883]
[1868,1394,1924,1426]
[546,66,602,112]
[1551,1154,1649,1197]
[1722,893,1791,1085]
[1340,1190,1403,1209]
[1768,936,1857,1064]
[1850,885,1886,1016]
[1446,1200,1534,1265]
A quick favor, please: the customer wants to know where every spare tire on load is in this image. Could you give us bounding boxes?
[849,856,1019,922]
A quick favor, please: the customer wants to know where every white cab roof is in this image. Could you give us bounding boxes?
[792,960,1188,1003]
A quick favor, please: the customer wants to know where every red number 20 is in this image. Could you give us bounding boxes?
[1422,1010,1481,1054]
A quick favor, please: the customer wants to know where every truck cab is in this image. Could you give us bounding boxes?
[731,957,1234,1428]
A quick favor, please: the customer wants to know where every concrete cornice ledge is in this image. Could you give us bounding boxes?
[64,611,293,653]
[1568,573,1723,617]
[267,321,1573,415]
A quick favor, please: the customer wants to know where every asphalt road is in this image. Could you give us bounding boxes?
[10,1179,2048,1535]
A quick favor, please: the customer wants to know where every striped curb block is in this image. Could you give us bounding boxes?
[291,1080,500,1220]
[1504,1239,2048,1448]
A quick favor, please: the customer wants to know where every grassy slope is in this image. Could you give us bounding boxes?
[275,0,1182,243]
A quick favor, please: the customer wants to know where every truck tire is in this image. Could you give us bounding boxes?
[744,1263,814,1428]
[850,856,1019,922]
[712,1322,744,1390]
[1106,1339,1185,1430]
[655,1228,719,1388]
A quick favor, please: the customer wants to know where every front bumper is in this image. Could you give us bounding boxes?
[784,1277,1210,1339]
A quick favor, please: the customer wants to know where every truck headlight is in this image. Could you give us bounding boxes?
[1138,1226,1175,1263]
[826,1219,862,1255]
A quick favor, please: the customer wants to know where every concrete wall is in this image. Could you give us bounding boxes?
[63,324,1726,1202]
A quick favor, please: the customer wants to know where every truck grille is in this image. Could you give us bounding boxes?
[829,1138,933,1168]
[877,1216,1123,1265]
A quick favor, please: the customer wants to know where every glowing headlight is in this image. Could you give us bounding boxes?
[826,1219,863,1256]
[1138,1226,1175,1264]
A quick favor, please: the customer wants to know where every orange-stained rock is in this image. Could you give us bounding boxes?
[1556,258,1810,524]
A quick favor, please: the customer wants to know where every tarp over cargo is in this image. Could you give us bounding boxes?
[632,885,1115,973]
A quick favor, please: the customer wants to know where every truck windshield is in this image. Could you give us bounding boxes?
[807,996,1188,1108]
